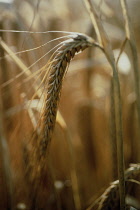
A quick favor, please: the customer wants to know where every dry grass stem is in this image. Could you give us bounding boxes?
[120,0,140,161]
[84,0,125,208]
[0,98,13,209]
[110,80,117,179]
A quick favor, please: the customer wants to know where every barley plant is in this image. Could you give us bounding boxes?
[0,0,140,210]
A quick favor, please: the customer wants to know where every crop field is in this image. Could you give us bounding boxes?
[0,0,140,209]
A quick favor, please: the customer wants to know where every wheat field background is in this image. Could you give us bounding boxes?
[0,0,140,209]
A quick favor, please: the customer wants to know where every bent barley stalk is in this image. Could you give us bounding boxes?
[25,33,101,209]
[27,33,101,191]
[39,33,100,156]
[98,164,140,210]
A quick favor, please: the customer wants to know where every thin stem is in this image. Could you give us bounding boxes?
[84,0,102,46]
[110,79,118,180]
[84,0,125,209]
[116,37,128,66]
[0,103,13,209]
[113,68,125,209]
[120,0,140,161]
[0,38,14,209]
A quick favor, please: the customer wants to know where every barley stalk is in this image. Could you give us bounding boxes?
[26,33,101,207]
[84,1,125,208]
[39,33,100,157]
[120,0,140,162]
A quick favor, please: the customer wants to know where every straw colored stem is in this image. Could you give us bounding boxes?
[0,40,14,209]
[110,79,118,179]
[83,0,125,209]
[113,69,125,209]
[120,0,140,161]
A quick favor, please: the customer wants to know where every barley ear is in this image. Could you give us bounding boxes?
[98,164,140,210]
[39,33,101,156]
[27,33,101,189]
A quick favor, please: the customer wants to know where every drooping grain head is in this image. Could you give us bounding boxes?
[39,33,99,156]
[26,33,99,192]
[98,164,140,210]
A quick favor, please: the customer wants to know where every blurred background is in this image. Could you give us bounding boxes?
[0,0,140,209]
